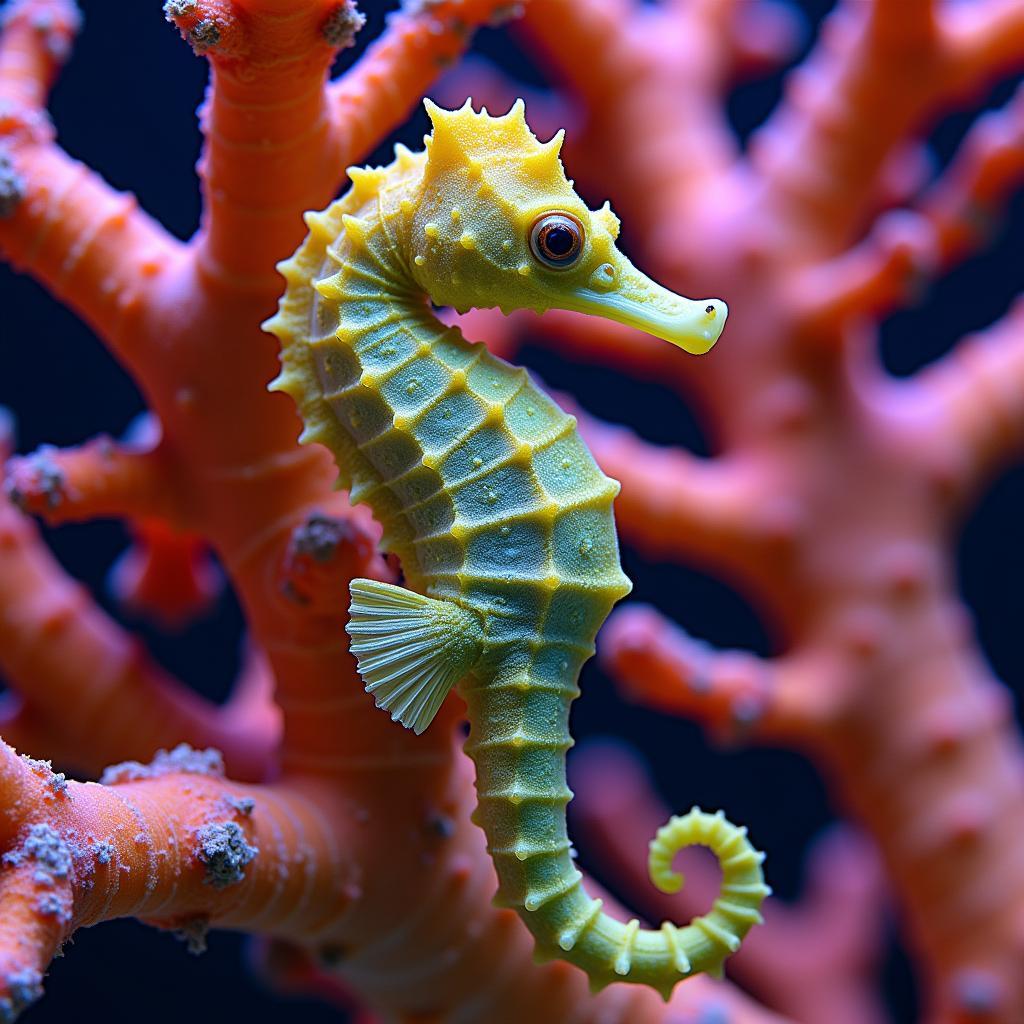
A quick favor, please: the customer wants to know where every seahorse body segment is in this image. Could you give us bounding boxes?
[265,99,768,998]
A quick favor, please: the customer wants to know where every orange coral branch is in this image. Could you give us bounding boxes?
[109,521,224,629]
[174,0,357,288]
[0,739,355,1016]
[0,510,273,779]
[328,0,525,169]
[179,0,518,287]
[4,434,180,526]
[0,0,78,111]
[601,605,853,743]
[0,420,271,778]
[571,742,888,1024]
[0,141,185,359]
[0,2,184,354]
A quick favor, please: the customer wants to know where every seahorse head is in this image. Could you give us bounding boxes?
[409,98,726,354]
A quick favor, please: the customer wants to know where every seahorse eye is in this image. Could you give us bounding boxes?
[529,213,584,269]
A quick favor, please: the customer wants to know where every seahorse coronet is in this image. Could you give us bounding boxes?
[265,97,763,995]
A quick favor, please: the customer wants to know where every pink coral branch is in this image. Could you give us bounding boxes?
[571,741,888,1024]
[920,82,1024,269]
[573,411,773,569]
[913,296,1024,501]
[601,604,853,743]
[786,210,938,337]
[942,0,1024,96]
[519,0,740,241]
[716,0,806,82]
[751,0,943,249]
[754,0,1024,253]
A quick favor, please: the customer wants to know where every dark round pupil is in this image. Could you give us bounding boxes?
[543,224,576,258]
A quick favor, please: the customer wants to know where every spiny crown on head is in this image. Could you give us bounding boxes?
[409,98,622,315]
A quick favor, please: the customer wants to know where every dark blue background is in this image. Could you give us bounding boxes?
[1,1,1022,1020]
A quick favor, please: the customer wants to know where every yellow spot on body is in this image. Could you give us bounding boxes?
[451,207,461,223]
[473,457,484,469]
[417,341,432,355]
[517,264,531,276]
[414,255,425,267]
[405,379,420,395]
[561,458,572,470]
[543,574,561,591]
[502,240,513,251]
[424,223,439,240]
[460,233,476,250]
[400,199,413,214]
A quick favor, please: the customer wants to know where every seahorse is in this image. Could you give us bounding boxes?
[265,99,769,999]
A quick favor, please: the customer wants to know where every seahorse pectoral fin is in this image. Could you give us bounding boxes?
[346,579,485,734]
[562,257,727,355]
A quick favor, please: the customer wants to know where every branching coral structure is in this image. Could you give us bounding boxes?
[0,0,1023,1022]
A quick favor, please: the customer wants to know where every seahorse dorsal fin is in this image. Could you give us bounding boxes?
[346,579,484,734]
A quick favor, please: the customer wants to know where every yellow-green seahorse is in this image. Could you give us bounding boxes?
[265,99,769,999]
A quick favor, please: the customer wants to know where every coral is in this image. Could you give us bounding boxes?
[0,0,1023,1023]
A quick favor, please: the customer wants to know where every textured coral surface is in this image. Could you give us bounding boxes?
[1,0,1024,1022]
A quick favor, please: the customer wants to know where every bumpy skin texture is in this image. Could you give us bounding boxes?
[266,100,767,996]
